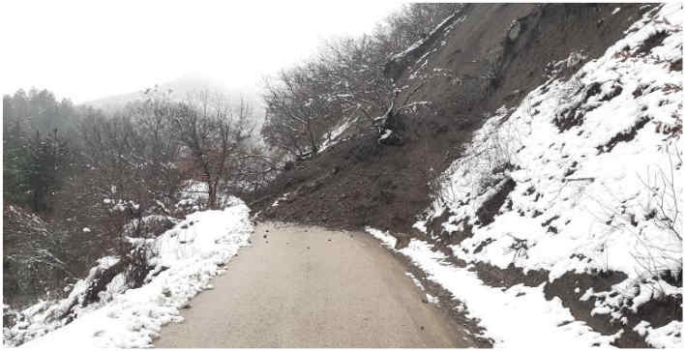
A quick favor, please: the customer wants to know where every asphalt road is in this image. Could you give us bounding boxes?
[155,222,470,348]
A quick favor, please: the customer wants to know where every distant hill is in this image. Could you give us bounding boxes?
[85,76,266,131]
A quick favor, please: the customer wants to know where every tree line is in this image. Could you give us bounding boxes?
[3,87,273,306]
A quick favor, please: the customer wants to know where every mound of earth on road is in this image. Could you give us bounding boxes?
[254,3,648,235]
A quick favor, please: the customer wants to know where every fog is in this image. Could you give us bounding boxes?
[0,0,401,103]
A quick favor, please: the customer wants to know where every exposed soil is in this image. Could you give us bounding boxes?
[252,4,646,237]
[475,177,516,226]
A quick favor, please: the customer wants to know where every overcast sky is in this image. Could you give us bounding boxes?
[0,0,403,103]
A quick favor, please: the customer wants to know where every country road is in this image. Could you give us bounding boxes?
[155,222,472,348]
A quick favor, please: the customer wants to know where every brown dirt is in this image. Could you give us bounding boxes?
[252,4,647,236]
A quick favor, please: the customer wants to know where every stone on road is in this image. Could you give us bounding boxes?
[156,222,470,347]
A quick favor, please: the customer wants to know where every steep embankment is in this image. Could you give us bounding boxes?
[258,3,682,348]
[259,3,647,234]
[413,3,682,347]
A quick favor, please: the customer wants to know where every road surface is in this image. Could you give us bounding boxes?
[156,222,470,347]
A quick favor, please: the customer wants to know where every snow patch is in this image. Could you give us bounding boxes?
[319,117,356,152]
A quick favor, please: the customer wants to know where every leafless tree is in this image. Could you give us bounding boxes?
[170,91,252,208]
[261,4,462,157]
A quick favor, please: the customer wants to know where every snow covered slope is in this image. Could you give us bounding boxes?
[368,227,625,348]
[5,198,253,348]
[408,3,682,348]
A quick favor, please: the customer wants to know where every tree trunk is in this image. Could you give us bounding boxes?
[207,179,217,209]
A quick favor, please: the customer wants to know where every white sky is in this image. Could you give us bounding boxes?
[0,0,403,103]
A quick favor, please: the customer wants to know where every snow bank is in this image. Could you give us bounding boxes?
[367,228,621,348]
[10,198,253,348]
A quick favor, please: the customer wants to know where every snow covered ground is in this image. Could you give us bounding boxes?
[5,198,253,348]
[367,228,623,348]
[407,3,682,348]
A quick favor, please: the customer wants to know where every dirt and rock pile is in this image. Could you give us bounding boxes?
[255,3,647,234]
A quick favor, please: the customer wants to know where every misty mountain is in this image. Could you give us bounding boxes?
[85,76,266,130]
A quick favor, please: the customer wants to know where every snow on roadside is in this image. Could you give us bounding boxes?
[366,227,622,348]
[14,198,253,348]
[405,272,425,291]
[413,3,682,347]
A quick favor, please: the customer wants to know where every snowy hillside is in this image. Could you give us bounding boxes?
[4,199,253,348]
[376,3,681,348]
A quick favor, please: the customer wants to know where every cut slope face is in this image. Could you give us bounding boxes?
[259,4,648,234]
[419,3,682,347]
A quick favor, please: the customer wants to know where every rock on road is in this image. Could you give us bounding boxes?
[156,222,472,348]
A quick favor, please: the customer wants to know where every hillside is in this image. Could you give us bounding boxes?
[3,2,681,349]
[258,3,648,231]
[256,3,682,347]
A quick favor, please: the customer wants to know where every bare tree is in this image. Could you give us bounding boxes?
[170,91,252,208]
[261,4,462,157]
